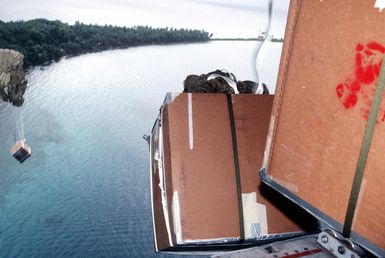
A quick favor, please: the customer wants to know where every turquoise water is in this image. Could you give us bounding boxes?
[0,41,282,257]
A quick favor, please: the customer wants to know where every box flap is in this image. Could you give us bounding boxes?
[264,0,385,253]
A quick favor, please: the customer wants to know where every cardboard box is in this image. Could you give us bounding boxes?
[151,93,316,251]
[10,140,31,163]
[263,0,385,254]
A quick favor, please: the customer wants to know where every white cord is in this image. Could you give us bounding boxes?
[17,107,25,141]
[254,0,273,90]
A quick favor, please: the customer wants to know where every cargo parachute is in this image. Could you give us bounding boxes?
[0,49,28,106]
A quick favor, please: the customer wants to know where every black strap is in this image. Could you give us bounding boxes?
[343,56,385,238]
[226,94,245,241]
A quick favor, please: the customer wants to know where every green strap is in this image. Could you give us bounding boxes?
[226,94,245,241]
[343,56,385,238]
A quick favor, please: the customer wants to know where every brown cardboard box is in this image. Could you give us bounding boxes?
[151,93,316,251]
[264,0,385,253]
[10,140,31,163]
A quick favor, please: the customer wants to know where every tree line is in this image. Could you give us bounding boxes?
[0,19,212,68]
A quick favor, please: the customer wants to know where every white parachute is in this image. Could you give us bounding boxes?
[0,49,31,162]
[0,49,28,106]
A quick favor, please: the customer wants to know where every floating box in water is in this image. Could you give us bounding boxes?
[10,140,31,163]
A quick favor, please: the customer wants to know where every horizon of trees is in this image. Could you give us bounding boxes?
[0,19,212,68]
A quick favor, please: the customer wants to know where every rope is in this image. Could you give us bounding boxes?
[19,108,24,140]
[343,56,385,238]
[14,107,25,141]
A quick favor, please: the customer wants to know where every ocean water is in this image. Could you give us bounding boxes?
[0,41,282,257]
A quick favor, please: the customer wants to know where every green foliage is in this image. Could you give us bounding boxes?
[0,19,212,68]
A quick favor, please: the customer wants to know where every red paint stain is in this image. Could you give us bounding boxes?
[367,41,385,53]
[344,93,357,108]
[356,43,364,51]
[336,83,344,98]
[336,41,385,121]
[281,249,323,258]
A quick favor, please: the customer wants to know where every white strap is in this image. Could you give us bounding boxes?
[207,73,239,94]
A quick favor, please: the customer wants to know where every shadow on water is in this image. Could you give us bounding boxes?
[43,215,67,228]
[27,108,66,145]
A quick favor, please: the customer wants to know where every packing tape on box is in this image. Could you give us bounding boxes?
[172,191,183,244]
[242,192,268,238]
[188,93,193,150]
[262,115,275,170]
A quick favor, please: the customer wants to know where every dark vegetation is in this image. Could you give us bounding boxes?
[0,19,212,68]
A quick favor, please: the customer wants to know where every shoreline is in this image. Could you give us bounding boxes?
[25,39,284,71]
[25,40,211,71]
[211,38,284,42]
